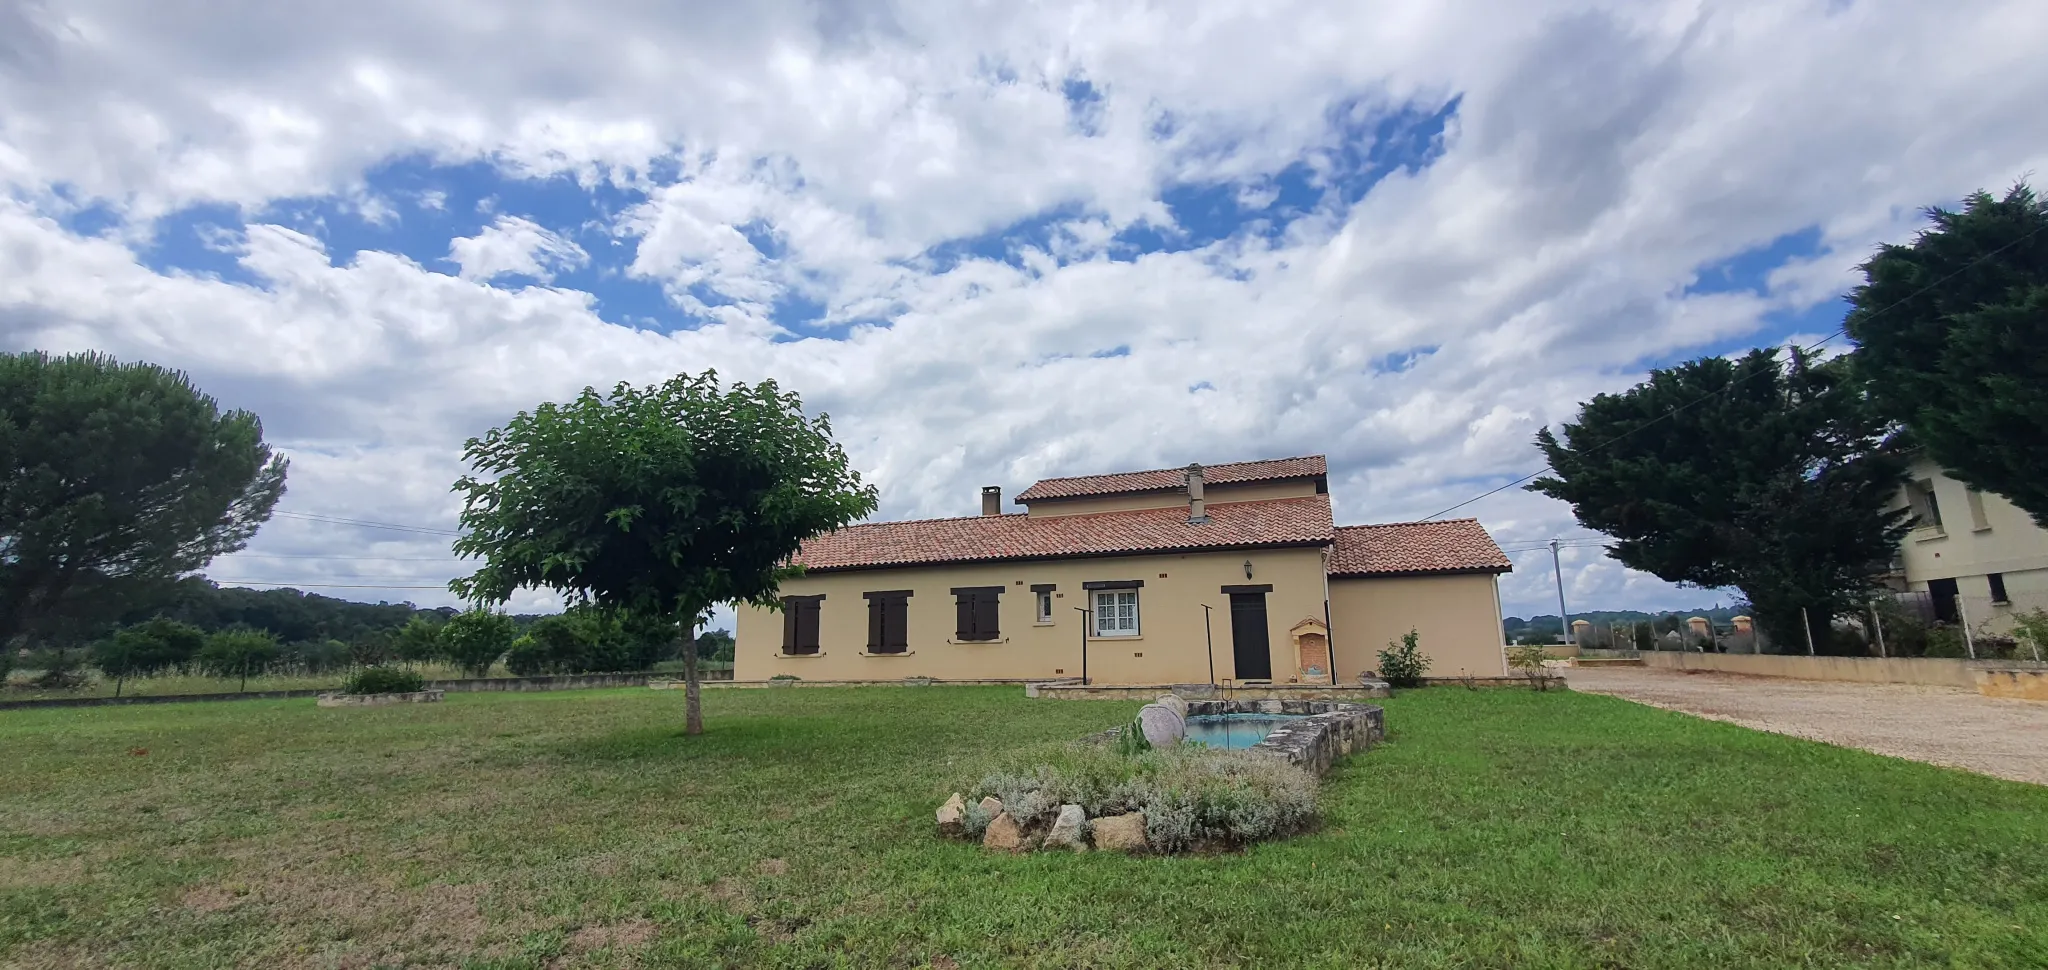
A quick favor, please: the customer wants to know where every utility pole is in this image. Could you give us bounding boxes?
[1550,538,1573,646]
[1540,536,1572,642]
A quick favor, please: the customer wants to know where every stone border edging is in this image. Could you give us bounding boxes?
[1188,699,1386,775]
[1029,682,1392,700]
[315,689,445,707]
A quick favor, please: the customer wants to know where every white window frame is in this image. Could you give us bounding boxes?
[1035,589,1054,623]
[1092,589,1140,637]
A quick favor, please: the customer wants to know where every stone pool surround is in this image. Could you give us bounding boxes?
[1188,699,1385,775]
[1029,681,1392,701]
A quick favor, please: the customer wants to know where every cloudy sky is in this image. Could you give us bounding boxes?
[4,0,2043,626]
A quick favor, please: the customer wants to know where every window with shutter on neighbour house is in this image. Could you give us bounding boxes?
[951,587,1003,641]
[1906,479,1943,531]
[780,595,824,655]
[1965,487,1992,532]
[864,591,912,653]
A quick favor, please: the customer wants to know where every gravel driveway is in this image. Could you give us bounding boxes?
[1564,666,2048,786]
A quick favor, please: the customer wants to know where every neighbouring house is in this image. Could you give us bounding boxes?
[734,456,1513,685]
[1887,457,2048,633]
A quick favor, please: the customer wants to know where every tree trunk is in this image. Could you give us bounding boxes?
[681,618,703,736]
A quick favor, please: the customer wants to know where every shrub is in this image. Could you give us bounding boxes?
[95,618,205,679]
[342,666,426,695]
[1923,624,1968,658]
[1112,716,1151,757]
[962,743,1317,852]
[1506,643,1551,690]
[393,617,446,665]
[1376,628,1432,688]
[441,608,515,677]
[2013,609,2048,661]
[504,634,551,676]
[195,628,279,679]
[277,638,353,675]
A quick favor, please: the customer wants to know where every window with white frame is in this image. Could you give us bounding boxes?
[1035,589,1053,622]
[1092,589,1140,637]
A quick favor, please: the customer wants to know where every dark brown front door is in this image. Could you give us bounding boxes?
[1229,592,1272,681]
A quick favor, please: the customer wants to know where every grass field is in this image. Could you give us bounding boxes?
[1,686,2043,968]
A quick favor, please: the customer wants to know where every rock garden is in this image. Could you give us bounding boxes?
[936,693,1383,854]
[315,666,444,707]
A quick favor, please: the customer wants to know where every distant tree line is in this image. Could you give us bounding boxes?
[8,579,737,693]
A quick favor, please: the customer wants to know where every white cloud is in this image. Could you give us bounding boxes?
[2,0,2046,616]
[447,215,590,282]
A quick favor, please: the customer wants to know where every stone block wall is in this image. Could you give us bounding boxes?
[1185,699,1385,776]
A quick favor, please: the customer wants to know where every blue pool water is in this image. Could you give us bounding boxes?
[1183,713,1305,750]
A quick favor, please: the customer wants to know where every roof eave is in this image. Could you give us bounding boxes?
[797,537,1336,574]
[1327,565,1514,580]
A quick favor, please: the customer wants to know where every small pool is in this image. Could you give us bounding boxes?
[1183,713,1306,750]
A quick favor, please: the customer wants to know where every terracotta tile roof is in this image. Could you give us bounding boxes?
[1327,519,1512,577]
[796,495,1335,571]
[1014,455,1327,503]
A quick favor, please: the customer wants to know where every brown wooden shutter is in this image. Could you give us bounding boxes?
[886,596,909,650]
[950,587,1002,641]
[797,599,821,653]
[973,592,999,641]
[782,598,799,654]
[955,594,975,641]
[868,598,886,651]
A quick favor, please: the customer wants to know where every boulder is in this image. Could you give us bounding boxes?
[1092,812,1147,852]
[982,811,1024,851]
[936,793,966,836]
[977,795,1003,818]
[1154,694,1188,719]
[1044,804,1087,851]
[1137,703,1185,747]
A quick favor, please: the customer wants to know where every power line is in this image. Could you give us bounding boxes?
[208,580,453,589]
[1423,217,2048,522]
[271,510,465,537]
[218,553,472,562]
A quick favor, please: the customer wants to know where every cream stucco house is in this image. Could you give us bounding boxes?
[1888,457,2048,634]
[734,456,1513,685]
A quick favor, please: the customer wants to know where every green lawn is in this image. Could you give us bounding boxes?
[1,686,2042,969]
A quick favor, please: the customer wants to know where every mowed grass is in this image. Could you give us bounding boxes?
[1,686,2043,969]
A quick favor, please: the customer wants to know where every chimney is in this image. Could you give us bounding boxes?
[981,485,1002,516]
[1185,463,1209,525]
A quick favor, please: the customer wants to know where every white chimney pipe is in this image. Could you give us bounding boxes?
[1185,463,1208,525]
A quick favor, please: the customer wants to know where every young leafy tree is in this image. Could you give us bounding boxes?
[695,627,737,663]
[196,628,280,691]
[1529,348,1911,649]
[391,616,446,666]
[440,608,515,678]
[94,617,206,695]
[0,352,288,650]
[1845,183,2048,525]
[451,371,878,734]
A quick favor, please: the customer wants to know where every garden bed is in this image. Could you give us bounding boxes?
[315,689,445,708]
[938,694,1384,854]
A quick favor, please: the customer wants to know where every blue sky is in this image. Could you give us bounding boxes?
[3,0,2043,621]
